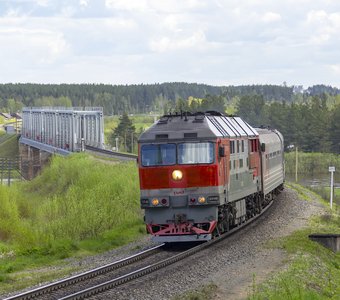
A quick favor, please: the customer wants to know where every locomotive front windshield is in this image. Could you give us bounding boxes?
[141,144,176,166]
[141,142,214,166]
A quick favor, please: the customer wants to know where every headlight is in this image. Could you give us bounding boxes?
[172,170,183,181]
[198,196,206,204]
[152,198,159,206]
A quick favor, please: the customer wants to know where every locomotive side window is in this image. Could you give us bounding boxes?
[230,141,235,154]
[178,142,214,164]
[141,144,176,166]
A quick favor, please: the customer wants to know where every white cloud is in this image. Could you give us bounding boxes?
[330,64,340,74]
[262,12,281,23]
[0,24,70,65]
[149,30,210,53]
[305,10,340,45]
[105,0,206,13]
[5,8,23,17]
[105,0,148,12]
[79,0,89,7]
[59,6,77,18]
[35,0,49,7]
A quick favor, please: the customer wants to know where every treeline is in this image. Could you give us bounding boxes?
[1,82,339,114]
[236,95,340,153]
[0,82,222,114]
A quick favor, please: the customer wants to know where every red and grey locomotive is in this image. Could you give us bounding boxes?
[138,111,284,242]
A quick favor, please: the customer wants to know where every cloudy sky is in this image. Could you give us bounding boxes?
[0,0,340,88]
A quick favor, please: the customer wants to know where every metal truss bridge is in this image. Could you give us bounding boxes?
[20,107,104,155]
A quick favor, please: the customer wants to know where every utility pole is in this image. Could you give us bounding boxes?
[295,146,298,182]
[115,137,119,152]
[124,131,127,152]
[329,166,335,209]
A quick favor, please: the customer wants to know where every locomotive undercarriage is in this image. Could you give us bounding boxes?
[216,184,284,237]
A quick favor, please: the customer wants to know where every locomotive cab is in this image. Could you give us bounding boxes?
[139,140,220,242]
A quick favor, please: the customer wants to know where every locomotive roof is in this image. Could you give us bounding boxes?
[138,111,258,142]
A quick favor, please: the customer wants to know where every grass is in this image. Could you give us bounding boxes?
[0,154,144,293]
[310,186,340,206]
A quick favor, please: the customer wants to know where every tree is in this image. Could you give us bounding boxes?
[110,113,136,153]
[200,95,226,113]
[236,95,266,126]
[329,104,340,153]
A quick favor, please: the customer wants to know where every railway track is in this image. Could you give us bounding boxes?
[4,244,165,300]
[85,145,137,161]
[4,200,274,300]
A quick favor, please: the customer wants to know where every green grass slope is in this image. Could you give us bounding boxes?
[0,154,144,291]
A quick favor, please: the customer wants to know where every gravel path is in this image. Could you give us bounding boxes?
[2,187,325,300]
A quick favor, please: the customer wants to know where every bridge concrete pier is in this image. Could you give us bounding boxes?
[20,144,52,180]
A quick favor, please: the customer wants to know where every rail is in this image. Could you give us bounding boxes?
[85,145,138,161]
[4,243,165,300]
[60,200,274,299]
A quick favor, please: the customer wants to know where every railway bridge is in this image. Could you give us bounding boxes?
[19,107,104,179]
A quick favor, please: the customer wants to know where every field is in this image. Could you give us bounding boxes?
[0,154,144,293]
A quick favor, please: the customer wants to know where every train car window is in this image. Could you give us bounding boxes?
[178,142,214,164]
[230,141,235,154]
[141,144,176,166]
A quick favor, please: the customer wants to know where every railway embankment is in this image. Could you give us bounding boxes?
[1,155,339,299]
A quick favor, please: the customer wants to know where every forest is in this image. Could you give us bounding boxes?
[2,82,336,114]
[1,82,340,154]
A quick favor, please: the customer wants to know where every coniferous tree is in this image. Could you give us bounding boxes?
[111,113,136,153]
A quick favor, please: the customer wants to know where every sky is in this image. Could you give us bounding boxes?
[0,0,340,88]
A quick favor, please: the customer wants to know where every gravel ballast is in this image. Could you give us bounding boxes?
[92,187,325,300]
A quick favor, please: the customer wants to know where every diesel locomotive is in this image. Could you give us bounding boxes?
[138,111,284,242]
